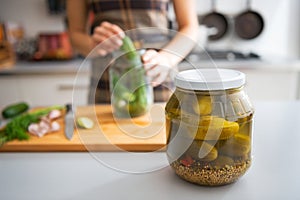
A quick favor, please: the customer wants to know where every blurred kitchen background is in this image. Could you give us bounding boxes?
[0,0,300,106]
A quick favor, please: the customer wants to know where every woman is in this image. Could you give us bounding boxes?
[67,0,198,103]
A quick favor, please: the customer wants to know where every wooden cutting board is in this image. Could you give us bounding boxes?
[0,104,167,152]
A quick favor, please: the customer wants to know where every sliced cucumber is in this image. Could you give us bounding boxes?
[77,117,94,129]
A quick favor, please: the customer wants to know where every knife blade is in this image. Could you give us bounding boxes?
[65,104,74,140]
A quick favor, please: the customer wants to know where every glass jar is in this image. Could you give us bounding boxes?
[165,69,254,186]
[109,49,153,118]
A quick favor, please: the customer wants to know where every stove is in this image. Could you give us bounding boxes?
[187,50,260,62]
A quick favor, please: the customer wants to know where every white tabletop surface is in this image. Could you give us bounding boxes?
[1,101,300,200]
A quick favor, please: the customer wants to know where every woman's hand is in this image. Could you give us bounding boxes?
[92,21,125,56]
[142,49,173,87]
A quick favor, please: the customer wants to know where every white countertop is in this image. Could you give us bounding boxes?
[179,58,300,72]
[1,101,300,199]
[1,56,300,76]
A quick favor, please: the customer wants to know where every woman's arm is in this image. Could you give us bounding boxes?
[163,0,199,65]
[142,0,199,86]
[66,0,93,56]
[66,0,124,57]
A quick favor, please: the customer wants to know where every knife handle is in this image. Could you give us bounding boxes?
[66,103,72,112]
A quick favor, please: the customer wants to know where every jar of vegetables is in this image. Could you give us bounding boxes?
[109,37,153,118]
[166,69,254,186]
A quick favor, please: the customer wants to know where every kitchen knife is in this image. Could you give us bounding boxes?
[64,104,74,140]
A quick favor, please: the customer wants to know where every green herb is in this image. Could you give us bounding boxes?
[0,105,64,146]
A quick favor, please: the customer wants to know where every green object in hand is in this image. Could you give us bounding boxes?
[111,36,150,118]
[120,36,140,61]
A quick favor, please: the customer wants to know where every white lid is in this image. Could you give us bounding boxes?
[175,69,245,90]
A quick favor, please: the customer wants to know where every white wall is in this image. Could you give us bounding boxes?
[0,0,65,38]
[0,0,299,59]
[195,0,300,59]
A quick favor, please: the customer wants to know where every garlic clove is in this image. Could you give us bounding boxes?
[48,110,62,120]
[37,126,49,137]
[39,120,51,130]
[51,121,60,132]
[28,123,40,136]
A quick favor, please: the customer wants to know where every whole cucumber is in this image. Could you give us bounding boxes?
[120,36,141,62]
[2,102,29,119]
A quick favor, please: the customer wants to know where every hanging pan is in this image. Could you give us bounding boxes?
[200,0,229,41]
[234,0,264,40]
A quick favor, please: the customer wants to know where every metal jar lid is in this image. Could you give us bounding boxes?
[175,69,245,91]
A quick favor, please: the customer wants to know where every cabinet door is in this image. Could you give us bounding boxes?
[239,69,298,101]
[0,76,23,106]
[0,74,89,106]
[16,74,89,106]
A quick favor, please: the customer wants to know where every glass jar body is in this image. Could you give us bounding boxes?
[165,86,254,186]
[109,50,153,118]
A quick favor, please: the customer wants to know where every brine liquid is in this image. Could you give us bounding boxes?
[166,115,253,186]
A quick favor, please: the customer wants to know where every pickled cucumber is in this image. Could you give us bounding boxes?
[187,116,239,140]
[193,96,212,115]
[165,84,254,186]
[165,91,184,118]
[185,140,218,162]
[237,115,253,135]
[218,134,251,157]
[234,134,251,146]
[166,108,181,119]
[166,121,195,160]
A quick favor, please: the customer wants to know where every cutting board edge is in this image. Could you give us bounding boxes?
[0,144,166,152]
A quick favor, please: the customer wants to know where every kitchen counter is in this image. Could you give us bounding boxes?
[1,101,300,200]
[1,55,300,76]
[0,58,90,75]
[1,55,300,104]
[179,57,300,72]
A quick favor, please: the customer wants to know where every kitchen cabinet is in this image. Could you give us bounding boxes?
[0,76,20,105]
[0,73,89,106]
[1,60,300,107]
[1,70,298,106]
